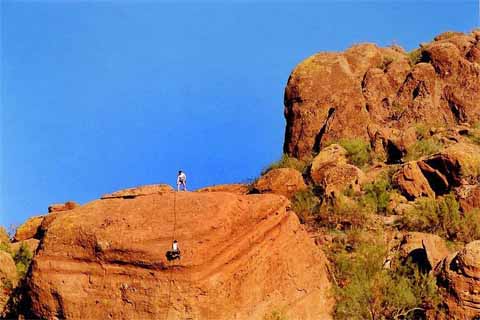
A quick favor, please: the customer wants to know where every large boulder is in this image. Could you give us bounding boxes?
[393,162,435,200]
[435,241,480,319]
[310,144,365,194]
[101,184,174,199]
[23,187,333,320]
[14,215,44,242]
[398,232,450,272]
[283,30,480,160]
[252,168,307,198]
[458,184,480,213]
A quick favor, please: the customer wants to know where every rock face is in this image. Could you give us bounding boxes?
[393,162,435,200]
[284,30,480,159]
[252,168,307,198]
[101,184,174,199]
[24,188,333,319]
[436,241,480,319]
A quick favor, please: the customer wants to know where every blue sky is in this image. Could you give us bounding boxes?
[1,1,478,228]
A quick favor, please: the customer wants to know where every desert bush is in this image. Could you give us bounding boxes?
[13,243,33,278]
[361,176,393,214]
[405,137,442,161]
[262,154,308,175]
[337,139,372,168]
[316,194,370,230]
[467,123,480,145]
[400,194,480,243]
[263,310,288,320]
[0,242,11,254]
[329,232,440,320]
[291,189,320,224]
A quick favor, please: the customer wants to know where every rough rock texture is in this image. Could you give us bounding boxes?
[284,30,480,159]
[196,184,249,195]
[393,162,435,200]
[0,227,9,245]
[436,240,480,319]
[0,251,17,314]
[310,144,364,193]
[48,201,79,213]
[458,184,480,213]
[393,142,480,200]
[25,189,333,320]
[398,232,450,271]
[13,216,44,242]
[101,184,174,199]
[252,168,307,198]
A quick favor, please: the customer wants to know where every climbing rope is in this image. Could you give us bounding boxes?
[165,191,177,320]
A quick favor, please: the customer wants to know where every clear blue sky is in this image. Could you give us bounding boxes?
[1,1,478,228]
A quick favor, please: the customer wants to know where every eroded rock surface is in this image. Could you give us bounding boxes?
[284,30,480,160]
[24,188,333,320]
[252,168,307,198]
[436,241,480,319]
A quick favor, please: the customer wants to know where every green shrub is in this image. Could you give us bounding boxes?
[291,189,320,224]
[262,154,308,175]
[329,232,440,320]
[317,194,370,230]
[408,49,422,66]
[400,194,480,243]
[467,124,480,145]
[405,137,442,161]
[13,243,33,278]
[337,139,372,168]
[361,177,393,214]
[0,242,11,254]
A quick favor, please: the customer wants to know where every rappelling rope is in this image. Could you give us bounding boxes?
[165,191,177,320]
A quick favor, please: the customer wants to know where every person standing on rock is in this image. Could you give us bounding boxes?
[177,170,187,191]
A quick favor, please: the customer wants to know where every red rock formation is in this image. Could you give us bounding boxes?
[48,201,79,213]
[24,188,333,319]
[252,168,307,198]
[435,241,480,319]
[13,216,44,242]
[284,30,480,159]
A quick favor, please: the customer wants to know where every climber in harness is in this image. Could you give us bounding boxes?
[177,170,187,192]
[166,240,181,261]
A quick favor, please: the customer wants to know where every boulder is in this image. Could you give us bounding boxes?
[0,251,17,314]
[393,162,435,200]
[458,185,480,213]
[196,183,249,195]
[23,187,333,320]
[101,184,174,199]
[48,201,79,213]
[436,240,480,319]
[310,144,365,194]
[252,168,307,198]
[398,232,450,272]
[14,215,44,242]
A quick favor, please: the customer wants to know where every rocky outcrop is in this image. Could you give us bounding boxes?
[23,188,333,320]
[458,184,480,213]
[309,144,364,194]
[196,183,249,195]
[436,240,480,319]
[48,201,79,213]
[101,184,174,199]
[252,168,307,198]
[284,30,480,160]
[13,216,44,242]
[398,232,450,272]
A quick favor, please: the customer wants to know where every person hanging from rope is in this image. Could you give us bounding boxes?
[166,240,181,261]
[177,170,187,192]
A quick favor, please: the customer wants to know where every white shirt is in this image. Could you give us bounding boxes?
[172,242,179,251]
[177,172,186,184]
